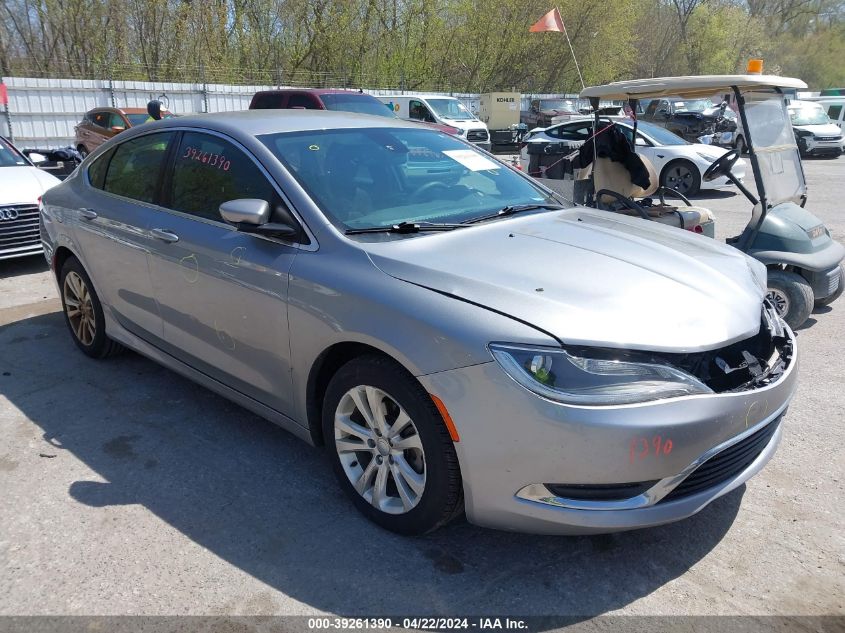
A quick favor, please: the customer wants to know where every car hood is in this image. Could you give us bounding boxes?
[363,209,765,353]
[795,123,841,136]
[0,166,60,205]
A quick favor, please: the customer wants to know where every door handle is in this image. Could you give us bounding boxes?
[79,208,98,220]
[151,228,180,243]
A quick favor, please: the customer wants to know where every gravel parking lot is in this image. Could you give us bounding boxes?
[0,157,843,622]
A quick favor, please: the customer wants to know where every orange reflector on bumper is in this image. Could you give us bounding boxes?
[430,394,460,442]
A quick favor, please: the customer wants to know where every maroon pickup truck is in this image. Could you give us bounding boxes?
[249,89,460,136]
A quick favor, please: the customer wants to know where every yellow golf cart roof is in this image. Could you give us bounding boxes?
[580,75,808,100]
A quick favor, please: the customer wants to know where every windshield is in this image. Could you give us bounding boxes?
[321,93,396,118]
[540,100,575,111]
[745,90,805,205]
[672,98,713,113]
[788,104,831,126]
[426,99,474,120]
[634,120,689,145]
[260,128,558,231]
[0,137,28,167]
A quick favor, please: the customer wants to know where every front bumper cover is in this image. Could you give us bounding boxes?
[419,325,797,535]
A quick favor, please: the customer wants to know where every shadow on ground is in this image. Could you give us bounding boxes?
[0,311,743,617]
[0,255,49,279]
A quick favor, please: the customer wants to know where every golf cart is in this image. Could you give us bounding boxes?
[579,72,845,329]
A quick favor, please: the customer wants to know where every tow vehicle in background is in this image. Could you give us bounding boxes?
[580,69,845,328]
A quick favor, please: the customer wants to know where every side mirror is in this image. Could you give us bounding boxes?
[219,199,298,239]
[110,126,125,132]
[28,152,48,165]
[635,136,648,147]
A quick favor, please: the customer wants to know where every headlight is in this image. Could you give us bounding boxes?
[489,344,712,405]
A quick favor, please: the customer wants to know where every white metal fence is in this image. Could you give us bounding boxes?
[0,75,581,149]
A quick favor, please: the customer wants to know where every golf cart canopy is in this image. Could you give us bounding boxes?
[580,75,807,100]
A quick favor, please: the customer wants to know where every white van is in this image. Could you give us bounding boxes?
[806,96,845,134]
[787,100,843,157]
[378,94,491,150]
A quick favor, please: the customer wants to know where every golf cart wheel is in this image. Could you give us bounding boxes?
[661,160,701,197]
[814,263,845,308]
[766,269,813,329]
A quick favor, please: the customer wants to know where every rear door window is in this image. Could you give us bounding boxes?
[827,104,843,120]
[103,132,175,203]
[87,148,115,189]
[109,113,127,129]
[168,131,280,222]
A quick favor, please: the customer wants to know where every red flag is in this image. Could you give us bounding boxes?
[530,8,564,33]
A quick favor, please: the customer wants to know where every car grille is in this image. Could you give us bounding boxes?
[814,136,841,141]
[467,129,489,142]
[0,204,41,253]
[659,416,781,503]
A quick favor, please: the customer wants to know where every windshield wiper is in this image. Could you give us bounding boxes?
[463,203,565,225]
[345,221,470,235]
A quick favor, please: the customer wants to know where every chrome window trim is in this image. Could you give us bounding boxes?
[82,126,319,252]
[516,399,789,511]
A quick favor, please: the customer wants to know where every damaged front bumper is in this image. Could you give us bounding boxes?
[420,304,798,535]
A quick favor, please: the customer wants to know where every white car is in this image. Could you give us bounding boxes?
[521,117,746,197]
[0,136,61,261]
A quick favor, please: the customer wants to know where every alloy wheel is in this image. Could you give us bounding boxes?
[334,385,426,515]
[766,288,790,317]
[63,271,96,346]
[665,163,695,194]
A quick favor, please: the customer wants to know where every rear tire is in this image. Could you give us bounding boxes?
[322,354,463,535]
[59,257,125,359]
[766,269,814,329]
[813,263,844,308]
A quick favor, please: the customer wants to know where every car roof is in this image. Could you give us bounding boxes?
[254,88,373,96]
[139,109,431,137]
[581,75,807,100]
[377,94,461,100]
[88,107,150,114]
[788,100,824,108]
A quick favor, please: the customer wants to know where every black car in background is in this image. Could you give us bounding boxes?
[640,96,736,145]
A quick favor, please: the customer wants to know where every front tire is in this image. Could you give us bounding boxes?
[661,159,701,197]
[59,257,124,358]
[766,269,814,329]
[322,355,463,535]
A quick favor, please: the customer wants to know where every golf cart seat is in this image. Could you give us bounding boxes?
[593,155,715,237]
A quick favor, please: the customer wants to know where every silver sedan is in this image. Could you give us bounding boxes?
[40,111,797,535]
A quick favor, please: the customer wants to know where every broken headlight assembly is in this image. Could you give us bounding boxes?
[491,302,792,405]
[489,343,713,406]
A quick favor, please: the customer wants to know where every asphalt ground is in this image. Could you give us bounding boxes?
[0,156,843,624]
